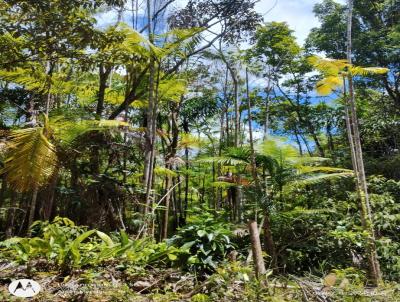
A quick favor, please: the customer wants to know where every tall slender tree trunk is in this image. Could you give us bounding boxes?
[143,0,157,217]
[246,69,277,269]
[300,134,312,156]
[161,173,172,240]
[161,100,180,239]
[233,71,239,147]
[346,0,381,286]
[263,96,270,140]
[231,67,242,221]
[246,68,258,185]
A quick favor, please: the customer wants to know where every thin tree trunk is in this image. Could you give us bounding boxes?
[248,220,266,277]
[300,134,312,156]
[5,191,17,238]
[233,71,239,147]
[294,127,303,156]
[42,169,59,221]
[262,214,277,269]
[311,131,325,157]
[0,175,6,209]
[326,121,335,159]
[245,69,259,187]
[96,64,112,118]
[143,0,157,216]
[161,100,180,239]
[161,173,172,240]
[264,96,270,140]
[229,66,241,222]
[28,186,39,231]
[346,0,381,286]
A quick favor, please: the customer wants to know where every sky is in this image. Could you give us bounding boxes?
[96,0,346,46]
[255,0,345,45]
[256,0,321,45]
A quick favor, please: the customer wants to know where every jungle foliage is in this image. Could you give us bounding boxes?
[0,0,399,301]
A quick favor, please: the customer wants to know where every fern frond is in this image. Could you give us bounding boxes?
[51,118,128,145]
[158,78,187,102]
[297,166,353,174]
[257,138,299,161]
[0,65,72,95]
[178,133,203,149]
[316,76,343,95]
[211,181,236,188]
[196,156,248,166]
[154,166,177,177]
[279,207,334,217]
[349,66,389,76]
[290,172,354,186]
[308,56,348,75]
[118,22,162,57]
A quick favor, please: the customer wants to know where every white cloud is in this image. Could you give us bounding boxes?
[255,0,321,45]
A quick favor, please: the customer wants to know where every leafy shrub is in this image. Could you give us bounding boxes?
[167,211,235,273]
[0,216,183,272]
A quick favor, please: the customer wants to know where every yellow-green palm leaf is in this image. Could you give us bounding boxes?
[309,55,389,95]
[1,126,57,192]
[316,76,344,96]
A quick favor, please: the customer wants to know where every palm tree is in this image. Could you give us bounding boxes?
[256,137,352,268]
[200,137,352,270]
[1,114,127,228]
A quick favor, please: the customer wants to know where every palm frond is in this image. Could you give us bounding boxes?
[1,126,57,192]
[309,55,389,96]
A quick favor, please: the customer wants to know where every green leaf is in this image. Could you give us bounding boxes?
[96,230,114,247]
[181,241,196,251]
[69,230,96,265]
[197,230,207,237]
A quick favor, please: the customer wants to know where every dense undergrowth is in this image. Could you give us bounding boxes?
[1,204,399,301]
